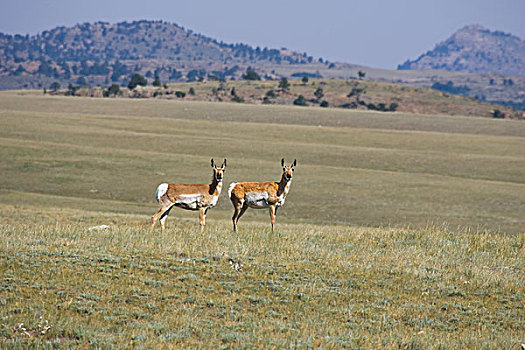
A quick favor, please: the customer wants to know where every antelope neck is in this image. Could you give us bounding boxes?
[209,176,222,195]
[277,176,291,196]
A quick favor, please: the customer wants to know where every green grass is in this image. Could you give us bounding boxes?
[0,91,524,348]
[0,206,523,348]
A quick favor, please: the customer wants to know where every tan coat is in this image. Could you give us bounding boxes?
[151,159,226,232]
[229,159,296,232]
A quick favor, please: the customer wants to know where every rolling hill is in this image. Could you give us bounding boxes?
[0,20,315,88]
[0,20,524,110]
[56,78,522,119]
[398,24,525,76]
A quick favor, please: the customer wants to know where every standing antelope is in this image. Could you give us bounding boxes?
[151,159,226,232]
[228,158,296,232]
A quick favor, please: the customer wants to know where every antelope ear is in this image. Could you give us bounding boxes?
[292,159,297,167]
[222,159,227,168]
[281,158,285,167]
[211,158,215,167]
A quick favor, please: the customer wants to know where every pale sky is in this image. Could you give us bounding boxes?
[0,0,523,69]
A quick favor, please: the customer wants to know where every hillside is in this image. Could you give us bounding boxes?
[55,78,522,119]
[0,20,524,110]
[398,25,525,76]
[0,20,314,88]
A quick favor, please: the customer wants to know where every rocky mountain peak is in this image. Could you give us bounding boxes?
[398,25,525,76]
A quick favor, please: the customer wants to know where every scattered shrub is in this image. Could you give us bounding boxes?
[293,95,307,106]
[431,81,470,95]
[128,73,147,89]
[278,78,290,91]
[107,84,120,96]
[389,102,399,111]
[492,109,505,119]
[152,76,161,87]
[66,84,80,96]
[314,87,324,100]
[242,69,261,81]
[232,95,244,103]
[265,90,276,98]
[50,81,60,91]
[347,87,365,98]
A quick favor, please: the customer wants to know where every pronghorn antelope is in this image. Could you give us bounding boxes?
[151,159,226,232]
[228,158,296,232]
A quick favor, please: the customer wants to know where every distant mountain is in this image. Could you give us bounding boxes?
[398,25,525,76]
[0,20,523,111]
[0,20,316,89]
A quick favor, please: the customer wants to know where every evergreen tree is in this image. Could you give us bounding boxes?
[108,84,121,96]
[153,76,161,87]
[314,87,324,100]
[128,73,147,89]
[492,109,505,119]
[293,95,307,106]
[279,78,290,91]
[242,69,261,81]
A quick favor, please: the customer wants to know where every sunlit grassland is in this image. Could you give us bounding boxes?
[0,91,524,348]
[0,205,523,348]
[1,91,523,232]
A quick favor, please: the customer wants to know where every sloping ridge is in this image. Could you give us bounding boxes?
[398,24,525,76]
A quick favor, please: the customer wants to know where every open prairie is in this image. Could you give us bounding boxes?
[0,91,524,348]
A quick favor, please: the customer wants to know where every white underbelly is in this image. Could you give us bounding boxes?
[209,194,219,208]
[175,194,202,210]
[244,192,268,209]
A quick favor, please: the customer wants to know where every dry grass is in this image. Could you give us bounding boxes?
[0,91,524,348]
[1,91,524,233]
[162,78,521,118]
[0,205,524,349]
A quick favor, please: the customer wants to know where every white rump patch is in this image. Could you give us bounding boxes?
[155,183,169,202]
[228,182,238,198]
[245,192,269,209]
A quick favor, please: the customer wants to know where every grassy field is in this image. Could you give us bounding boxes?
[0,91,524,348]
[1,91,524,232]
[1,206,524,349]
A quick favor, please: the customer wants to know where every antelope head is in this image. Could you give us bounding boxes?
[211,158,227,181]
[281,158,296,182]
